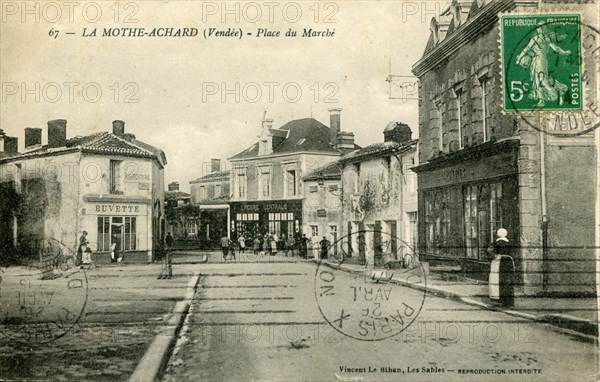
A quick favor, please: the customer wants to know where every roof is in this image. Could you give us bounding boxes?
[340,140,418,163]
[303,161,342,181]
[165,190,190,200]
[196,194,231,205]
[190,170,230,184]
[0,131,167,167]
[229,118,359,160]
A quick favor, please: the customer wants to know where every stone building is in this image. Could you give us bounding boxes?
[412,0,598,294]
[189,159,230,248]
[339,122,418,266]
[228,109,358,243]
[0,120,167,263]
[302,161,343,258]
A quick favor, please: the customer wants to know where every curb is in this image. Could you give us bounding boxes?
[128,273,200,382]
[314,260,598,343]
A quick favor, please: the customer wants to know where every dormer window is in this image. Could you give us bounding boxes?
[430,18,439,45]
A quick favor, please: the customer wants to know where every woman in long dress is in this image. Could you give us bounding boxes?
[516,23,571,107]
[488,228,515,307]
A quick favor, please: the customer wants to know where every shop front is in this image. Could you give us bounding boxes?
[81,198,152,262]
[230,200,302,242]
[415,142,520,281]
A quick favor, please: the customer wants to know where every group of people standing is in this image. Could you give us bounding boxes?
[218,232,334,261]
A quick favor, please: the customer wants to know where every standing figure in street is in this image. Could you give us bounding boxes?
[253,236,261,257]
[319,236,330,259]
[300,234,309,259]
[269,233,278,256]
[76,231,89,266]
[286,235,295,257]
[165,232,174,278]
[220,234,230,261]
[488,228,515,308]
[238,234,246,254]
[112,234,123,263]
[229,237,236,260]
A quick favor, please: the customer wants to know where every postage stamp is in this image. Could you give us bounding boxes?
[501,13,583,113]
[314,230,427,341]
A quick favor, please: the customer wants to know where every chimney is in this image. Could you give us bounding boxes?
[168,182,180,191]
[211,158,221,173]
[336,131,355,151]
[329,108,342,146]
[24,127,42,149]
[263,119,274,130]
[48,119,67,148]
[112,120,125,135]
[4,136,18,155]
[384,122,413,144]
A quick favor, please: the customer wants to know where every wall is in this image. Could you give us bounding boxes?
[303,178,343,256]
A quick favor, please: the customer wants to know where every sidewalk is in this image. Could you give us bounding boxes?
[313,258,599,341]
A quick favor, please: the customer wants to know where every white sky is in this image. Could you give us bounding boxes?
[1,1,444,191]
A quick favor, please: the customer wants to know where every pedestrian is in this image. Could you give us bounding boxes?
[261,234,269,255]
[253,236,261,257]
[300,234,309,258]
[487,228,515,308]
[319,236,330,259]
[238,234,246,254]
[113,234,123,263]
[76,231,88,266]
[165,232,174,278]
[220,234,230,261]
[269,233,278,256]
[229,237,236,260]
[286,234,295,257]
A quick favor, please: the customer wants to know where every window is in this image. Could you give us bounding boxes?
[455,88,466,149]
[268,212,293,238]
[353,163,361,193]
[186,220,197,236]
[285,169,297,197]
[433,99,444,153]
[424,189,451,256]
[481,76,493,142]
[235,169,247,199]
[215,184,222,198]
[123,217,137,250]
[98,217,110,251]
[199,186,206,200]
[310,225,319,237]
[464,185,479,259]
[464,182,503,260]
[109,160,122,194]
[259,167,271,198]
[406,170,417,196]
[407,212,418,249]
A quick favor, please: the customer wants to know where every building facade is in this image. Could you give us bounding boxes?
[189,159,230,248]
[228,110,357,243]
[302,161,343,258]
[339,122,418,266]
[412,0,598,294]
[0,120,167,263]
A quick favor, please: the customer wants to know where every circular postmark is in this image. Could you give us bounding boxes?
[314,230,427,341]
[502,14,600,136]
[0,238,89,345]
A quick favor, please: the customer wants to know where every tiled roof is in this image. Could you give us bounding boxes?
[303,161,342,181]
[165,190,191,200]
[190,170,230,184]
[0,132,166,166]
[340,140,417,163]
[197,194,231,205]
[230,118,359,160]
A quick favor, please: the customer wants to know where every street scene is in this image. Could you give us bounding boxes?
[1,0,600,381]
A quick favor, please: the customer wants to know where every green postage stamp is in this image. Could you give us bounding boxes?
[500,14,583,113]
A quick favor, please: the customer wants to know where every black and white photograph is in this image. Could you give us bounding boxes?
[0,0,599,381]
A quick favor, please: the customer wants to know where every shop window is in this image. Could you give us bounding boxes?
[407,212,418,249]
[109,160,123,194]
[268,212,293,238]
[464,182,502,260]
[98,217,110,251]
[124,217,137,250]
[424,189,451,256]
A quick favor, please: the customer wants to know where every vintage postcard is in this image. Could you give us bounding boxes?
[0,1,599,381]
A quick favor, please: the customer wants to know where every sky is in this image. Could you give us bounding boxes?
[0,0,443,191]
